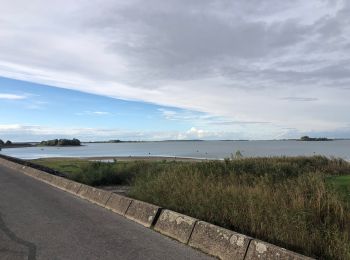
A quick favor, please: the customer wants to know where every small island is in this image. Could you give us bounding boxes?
[39,138,81,146]
[299,136,332,141]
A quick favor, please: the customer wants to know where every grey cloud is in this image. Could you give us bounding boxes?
[208,121,271,126]
[105,7,309,78]
[82,0,350,92]
[281,97,319,102]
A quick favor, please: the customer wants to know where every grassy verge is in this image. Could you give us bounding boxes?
[31,158,170,186]
[32,156,350,259]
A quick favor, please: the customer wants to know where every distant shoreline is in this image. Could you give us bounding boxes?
[0,143,34,149]
[32,156,211,162]
[2,139,350,147]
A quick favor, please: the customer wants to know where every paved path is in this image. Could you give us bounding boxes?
[0,165,213,260]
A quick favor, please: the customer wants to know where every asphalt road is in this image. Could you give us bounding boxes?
[0,165,214,260]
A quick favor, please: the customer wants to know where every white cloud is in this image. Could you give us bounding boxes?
[0,93,27,100]
[75,111,111,116]
[186,127,206,139]
[0,0,350,137]
[92,111,110,115]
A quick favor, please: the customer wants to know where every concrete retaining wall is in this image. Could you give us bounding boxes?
[35,171,55,184]
[0,157,26,172]
[125,200,161,227]
[105,193,133,215]
[0,156,315,260]
[21,167,41,178]
[0,154,66,177]
[77,185,112,207]
[154,209,197,244]
[49,175,82,194]
[189,221,251,260]
[245,239,314,260]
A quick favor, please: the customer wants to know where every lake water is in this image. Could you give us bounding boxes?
[1,140,350,161]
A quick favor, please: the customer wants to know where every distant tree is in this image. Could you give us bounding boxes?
[300,136,331,141]
[300,136,310,141]
[40,138,80,146]
[108,140,121,143]
[5,140,12,145]
[0,139,4,146]
[40,139,57,146]
[71,138,81,146]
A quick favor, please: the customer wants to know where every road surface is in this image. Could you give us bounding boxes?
[0,164,213,260]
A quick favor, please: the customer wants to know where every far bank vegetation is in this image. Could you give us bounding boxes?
[39,138,81,146]
[300,136,332,141]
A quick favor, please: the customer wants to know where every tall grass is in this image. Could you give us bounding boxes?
[129,157,350,259]
[68,160,169,186]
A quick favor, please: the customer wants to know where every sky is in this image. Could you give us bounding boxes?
[1,0,350,141]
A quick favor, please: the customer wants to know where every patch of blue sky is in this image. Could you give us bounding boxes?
[0,77,194,132]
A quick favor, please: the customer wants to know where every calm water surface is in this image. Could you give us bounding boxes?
[1,140,350,161]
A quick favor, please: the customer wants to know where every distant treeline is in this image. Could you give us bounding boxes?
[0,140,33,148]
[300,136,332,141]
[39,138,81,146]
[0,139,12,146]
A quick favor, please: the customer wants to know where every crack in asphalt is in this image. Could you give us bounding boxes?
[0,213,37,260]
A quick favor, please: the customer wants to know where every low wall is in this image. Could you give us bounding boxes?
[0,154,66,177]
[0,155,315,260]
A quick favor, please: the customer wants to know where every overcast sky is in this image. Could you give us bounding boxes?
[1,0,350,140]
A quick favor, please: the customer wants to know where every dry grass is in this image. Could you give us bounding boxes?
[129,157,350,259]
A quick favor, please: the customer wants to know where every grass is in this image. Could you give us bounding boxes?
[31,158,170,186]
[327,175,350,201]
[31,158,90,175]
[32,156,350,259]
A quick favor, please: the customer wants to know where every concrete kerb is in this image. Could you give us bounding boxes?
[77,185,112,207]
[154,209,197,244]
[0,158,26,172]
[125,199,162,228]
[49,175,82,194]
[0,157,82,194]
[64,180,83,194]
[189,221,252,260]
[35,171,54,184]
[105,193,133,215]
[5,160,43,181]
[20,167,41,179]
[245,239,314,260]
